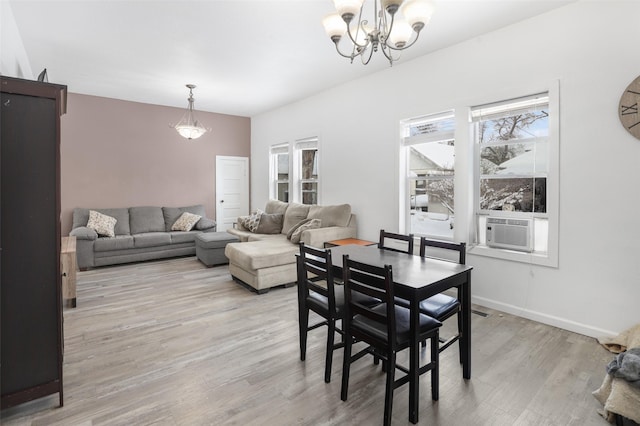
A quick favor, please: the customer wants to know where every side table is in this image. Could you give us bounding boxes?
[61,236,77,308]
[324,238,377,248]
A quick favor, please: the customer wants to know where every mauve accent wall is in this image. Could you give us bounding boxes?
[60,93,250,235]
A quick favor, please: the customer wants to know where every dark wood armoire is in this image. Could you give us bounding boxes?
[1,76,67,409]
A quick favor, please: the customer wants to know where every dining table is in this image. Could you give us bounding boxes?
[326,243,473,424]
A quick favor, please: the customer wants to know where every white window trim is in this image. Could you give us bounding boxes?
[467,81,559,268]
[293,136,320,205]
[269,143,290,202]
[400,110,456,240]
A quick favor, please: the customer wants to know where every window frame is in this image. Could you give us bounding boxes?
[468,83,559,267]
[293,137,320,205]
[400,110,456,240]
[269,143,290,202]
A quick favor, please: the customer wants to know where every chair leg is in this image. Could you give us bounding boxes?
[431,333,439,401]
[457,312,463,364]
[383,350,396,426]
[299,308,309,361]
[341,332,352,401]
[325,318,336,383]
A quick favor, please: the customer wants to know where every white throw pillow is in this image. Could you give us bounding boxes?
[86,210,117,237]
[171,212,202,231]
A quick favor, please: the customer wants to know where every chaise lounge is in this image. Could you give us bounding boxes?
[225,200,356,293]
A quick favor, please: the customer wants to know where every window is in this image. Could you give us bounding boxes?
[295,137,319,205]
[270,144,289,202]
[472,93,552,255]
[401,111,455,240]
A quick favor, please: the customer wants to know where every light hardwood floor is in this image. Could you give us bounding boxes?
[1,256,613,426]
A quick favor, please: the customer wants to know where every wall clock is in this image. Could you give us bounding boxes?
[619,75,640,140]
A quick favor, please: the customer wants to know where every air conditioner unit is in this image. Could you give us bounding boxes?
[486,217,532,252]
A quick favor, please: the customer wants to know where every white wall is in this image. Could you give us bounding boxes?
[0,1,33,78]
[251,1,640,337]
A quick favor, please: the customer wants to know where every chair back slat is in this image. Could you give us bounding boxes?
[299,243,336,312]
[342,255,396,348]
[419,237,466,264]
[378,229,414,254]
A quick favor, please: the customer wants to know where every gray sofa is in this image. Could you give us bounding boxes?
[70,205,217,270]
[225,200,356,293]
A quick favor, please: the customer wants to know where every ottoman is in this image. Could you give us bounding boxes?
[195,232,240,267]
[224,239,299,294]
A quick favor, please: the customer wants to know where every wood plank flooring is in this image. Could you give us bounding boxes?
[1,256,614,425]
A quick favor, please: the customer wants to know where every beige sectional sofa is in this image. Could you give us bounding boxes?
[225,200,356,293]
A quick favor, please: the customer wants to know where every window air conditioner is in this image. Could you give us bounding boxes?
[486,217,532,252]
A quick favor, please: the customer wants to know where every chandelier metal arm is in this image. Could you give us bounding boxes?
[323,0,434,66]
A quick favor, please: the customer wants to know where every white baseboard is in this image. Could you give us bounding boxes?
[471,295,618,339]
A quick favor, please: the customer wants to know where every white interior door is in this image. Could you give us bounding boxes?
[216,156,249,232]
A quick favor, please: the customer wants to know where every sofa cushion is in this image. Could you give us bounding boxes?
[264,199,289,215]
[94,235,134,252]
[86,210,117,237]
[171,212,201,231]
[73,207,131,235]
[282,203,311,235]
[290,219,322,244]
[162,205,207,231]
[170,231,200,244]
[307,204,351,228]
[134,232,171,248]
[130,206,165,234]
[256,213,284,234]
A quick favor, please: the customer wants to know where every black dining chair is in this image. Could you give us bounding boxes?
[378,229,414,254]
[418,238,466,358]
[340,255,441,426]
[297,243,344,383]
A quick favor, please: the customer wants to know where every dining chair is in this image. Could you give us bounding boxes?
[378,229,414,254]
[340,255,441,426]
[297,243,345,383]
[418,237,466,358]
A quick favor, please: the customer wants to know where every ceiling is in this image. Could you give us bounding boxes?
[8,0,575,117]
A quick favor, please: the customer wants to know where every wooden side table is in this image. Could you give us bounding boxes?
[324,238,377,248]
[61,236,77,308]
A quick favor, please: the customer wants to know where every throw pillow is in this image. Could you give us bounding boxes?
[86,210,117,237]
[171,212,202,231]
[195,217,216,231]
[256,213,284,234]
[239,211,262,233]
[290,219,321,244]
[286,218,312,240]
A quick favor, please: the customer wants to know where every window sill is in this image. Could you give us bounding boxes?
[467,244,558,268]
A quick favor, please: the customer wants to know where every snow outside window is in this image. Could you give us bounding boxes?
[472,93,551,254]
[401,111,455,240]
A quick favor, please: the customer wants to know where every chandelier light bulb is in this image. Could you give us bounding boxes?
[333,0,364,21]
[323,13,346,41]
[388,19,413,48]
[402,0,435,31]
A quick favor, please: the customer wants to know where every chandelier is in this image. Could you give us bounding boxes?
[173,84,209,140]
[322,0,435,66]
